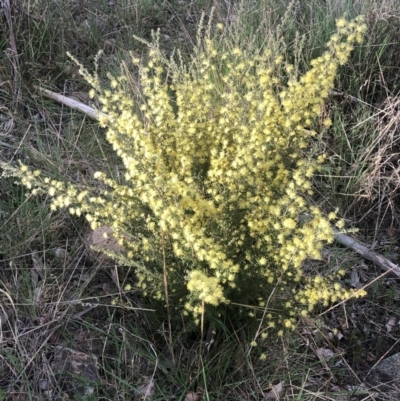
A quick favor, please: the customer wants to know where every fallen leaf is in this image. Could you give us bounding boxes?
[184,391,201,401]
[316,347,335,360]
[53,247,69,261]
[386,316,397,333]
[335,330,344,340]
[263,381,283,400]
[137,376,156,399]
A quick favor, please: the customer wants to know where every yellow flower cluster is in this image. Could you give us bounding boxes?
[187,270,226,308]
[0,15,368,335]
[294,274,367,317]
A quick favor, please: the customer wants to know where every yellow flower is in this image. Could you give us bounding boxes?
[328,211,336,220]
[0,12,368,337]
[336,219,345,229]
[259,257,267,266]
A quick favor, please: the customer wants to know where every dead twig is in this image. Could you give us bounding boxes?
[334,230,400,279]
[36,87,108,121]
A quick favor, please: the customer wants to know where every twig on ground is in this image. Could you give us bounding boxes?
[334,230,400,279]
[36,87,108,121]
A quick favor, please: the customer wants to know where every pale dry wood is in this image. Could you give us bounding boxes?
[37,87,108,121]
[334,230,400,279]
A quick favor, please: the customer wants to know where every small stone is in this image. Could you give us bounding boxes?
[366,352,400,397]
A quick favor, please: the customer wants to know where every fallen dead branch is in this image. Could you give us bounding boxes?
[334,230,400,279]
[37,87,400,279]
[36,87,108,121]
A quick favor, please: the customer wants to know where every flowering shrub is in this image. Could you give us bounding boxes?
[1,15,367,335]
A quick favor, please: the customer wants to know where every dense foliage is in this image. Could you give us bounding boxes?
[1,15,367,340]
